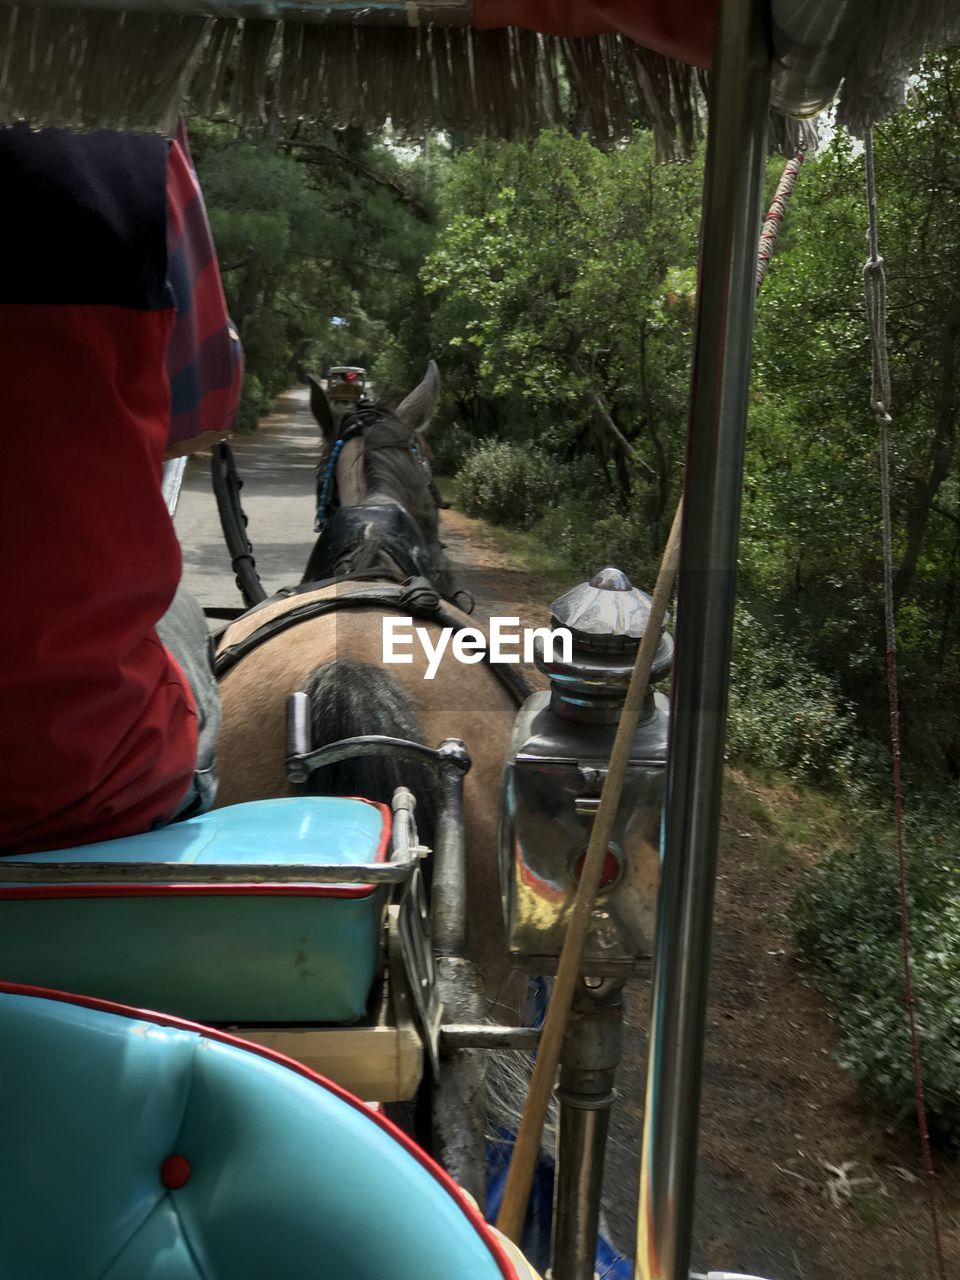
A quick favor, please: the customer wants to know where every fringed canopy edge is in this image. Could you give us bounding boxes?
[0,12,815,157]
[830,0,960,136]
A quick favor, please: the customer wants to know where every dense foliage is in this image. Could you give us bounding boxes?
[795,805,960,1142]
[423,59,960,787]
[187,120,441,428]
[745,62,960,780]
[424,131,701,545]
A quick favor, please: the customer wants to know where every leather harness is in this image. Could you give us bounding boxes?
[214,575,531,708]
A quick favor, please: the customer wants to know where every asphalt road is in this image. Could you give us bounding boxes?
[174,387,320,611]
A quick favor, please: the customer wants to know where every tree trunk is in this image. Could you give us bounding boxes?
[235,260,261,332]
[937,529,960,671]
[566,354,649,498]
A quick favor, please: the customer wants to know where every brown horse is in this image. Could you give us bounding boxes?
[214,366,523,1008]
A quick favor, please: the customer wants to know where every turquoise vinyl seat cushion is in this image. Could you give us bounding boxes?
[0,798,389,1024]
[0,983,517,1280]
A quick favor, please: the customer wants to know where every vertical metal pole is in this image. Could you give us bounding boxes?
[553,981,624,1280]
[428,738,471,958]
[635,4,771,1280]
[428,737,487,1203]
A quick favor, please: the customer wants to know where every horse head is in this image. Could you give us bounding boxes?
[302,362,458,599]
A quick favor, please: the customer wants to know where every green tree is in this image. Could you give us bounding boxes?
[187,119,443,426]
[746,52,960,772]
[422,131,703,535]
[422,66,960,774]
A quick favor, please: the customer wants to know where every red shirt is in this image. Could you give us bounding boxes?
[0,124,240,853]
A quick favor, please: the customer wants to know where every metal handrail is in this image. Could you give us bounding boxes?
[635,1,772,1278]
[0,857,421,886]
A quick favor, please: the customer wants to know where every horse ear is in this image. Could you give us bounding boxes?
[395,360,440,433]
[307,376,335,441]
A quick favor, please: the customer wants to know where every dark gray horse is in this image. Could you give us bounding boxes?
[302,362,458,599]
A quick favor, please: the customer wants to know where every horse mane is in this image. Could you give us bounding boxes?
[361,409,439,545]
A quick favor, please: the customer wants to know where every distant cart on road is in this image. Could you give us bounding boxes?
[326,366,367,408]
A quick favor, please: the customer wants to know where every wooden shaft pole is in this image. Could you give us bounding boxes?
[495,499,684,1244]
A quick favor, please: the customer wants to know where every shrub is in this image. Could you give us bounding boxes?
[455,441,557,528]
[526,499,657,585]
[427,418,474,477]
[795,804,960,1142]
[455,442,660,576]
[233,374,271,434]
[727,608,877,791]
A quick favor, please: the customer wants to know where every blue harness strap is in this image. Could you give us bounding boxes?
[315,437,346,532]
[313,405,384,532]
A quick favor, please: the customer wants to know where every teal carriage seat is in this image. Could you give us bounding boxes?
[0,982,528,1280]
[0,798,391,1024]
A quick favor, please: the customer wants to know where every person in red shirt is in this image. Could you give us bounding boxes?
[0,121,243,853]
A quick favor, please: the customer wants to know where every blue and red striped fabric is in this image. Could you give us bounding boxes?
[166,120,243,457]
[0,122,241,854]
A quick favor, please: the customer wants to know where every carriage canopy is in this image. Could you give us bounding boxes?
[2,1,957,149]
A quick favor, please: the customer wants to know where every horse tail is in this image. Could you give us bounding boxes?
[302,658,436,844]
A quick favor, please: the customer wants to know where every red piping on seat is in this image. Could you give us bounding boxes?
[0,979,521,1280]
[0,798,392,902]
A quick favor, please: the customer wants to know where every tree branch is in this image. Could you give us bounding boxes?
[567,354,656,479]
[289,140,431,222]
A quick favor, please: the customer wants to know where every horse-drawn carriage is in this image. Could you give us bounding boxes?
[326,365,367,407]
[0,2,953,1279]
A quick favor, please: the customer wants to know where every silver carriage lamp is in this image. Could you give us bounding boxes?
[499,566,672,976]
